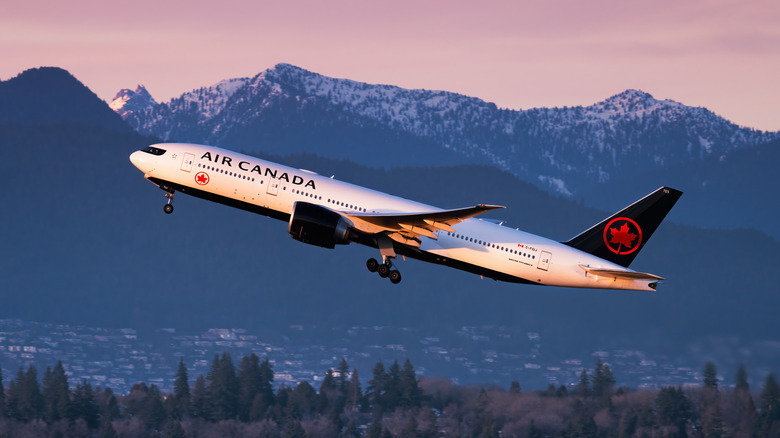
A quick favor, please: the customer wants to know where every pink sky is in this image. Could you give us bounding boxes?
[2,0,779,130]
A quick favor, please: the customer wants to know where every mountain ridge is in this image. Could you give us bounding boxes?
[111,63,778,197]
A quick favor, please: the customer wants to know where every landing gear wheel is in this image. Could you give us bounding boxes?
[366,258,379,272]
[377,264,391,278]
[388,270,402,284]
[163,188,175,214]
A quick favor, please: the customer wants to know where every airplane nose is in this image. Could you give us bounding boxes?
[129,150,147,171]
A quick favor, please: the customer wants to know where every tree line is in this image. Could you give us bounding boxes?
[0,355,778,437]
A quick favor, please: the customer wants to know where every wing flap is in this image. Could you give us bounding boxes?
[398,223,438,239]
[348,204,504,241]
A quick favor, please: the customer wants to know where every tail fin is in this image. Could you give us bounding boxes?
[563,187,682,267]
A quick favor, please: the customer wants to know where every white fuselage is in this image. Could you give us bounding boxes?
[130,143,657,291]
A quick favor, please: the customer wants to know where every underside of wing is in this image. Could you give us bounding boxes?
[579,265,665,281]
[347,204,504,247]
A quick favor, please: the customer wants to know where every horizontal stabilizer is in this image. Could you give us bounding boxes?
[579,265,664,281]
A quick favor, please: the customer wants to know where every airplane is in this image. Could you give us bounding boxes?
[129,143,682,291]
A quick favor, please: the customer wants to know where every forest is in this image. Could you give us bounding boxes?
[0,355,778,438]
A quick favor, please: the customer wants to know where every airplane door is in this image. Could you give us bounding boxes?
[180,153,195,172]
[266,180,280,196]
[537,251,551,271]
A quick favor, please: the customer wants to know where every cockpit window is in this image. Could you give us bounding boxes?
[141,146,167,156]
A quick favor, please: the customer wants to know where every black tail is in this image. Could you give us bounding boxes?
[563,187,682,267]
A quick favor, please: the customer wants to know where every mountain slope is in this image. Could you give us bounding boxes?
[113,63,778,196]
[2,120,779,350]
[110,84,157,119]
[1,67,131,131]
[577,138,780,240]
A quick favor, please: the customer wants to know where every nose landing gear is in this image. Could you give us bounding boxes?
[163,189,175,214]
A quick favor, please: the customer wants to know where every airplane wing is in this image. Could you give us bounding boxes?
[347,204,505,247]
[579,265,665,281]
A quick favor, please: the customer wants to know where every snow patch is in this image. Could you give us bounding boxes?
[537,175,573,197]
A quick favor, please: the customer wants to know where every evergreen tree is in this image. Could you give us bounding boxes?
[617,409,638,438]
[71,380,100,429]
[592,358,605,397]
[345,368,363,413]
[337,358,350,393]
[171,357,190,419]
[703,361,719,390]
[318,368,338,415]
[206,352,240,420]
[701,401,725,438]
[283,417,306,438]
[190,375,212,420]
[733,364,756,436]
[656,386,692,437]
[735,364,749,392]
[509,381,521,394]
[24,363,44,420]
[124,382,150,418]
[140,384,167,430]
[571,398,597,437]
[42,360,69,423]
[366,361,387,415]
[472,389,499,438]
[758,373,780,437]
[288,380,317,419]
[273,384,290,421]
[575,369,590,398]
[318,368,345,431]
[592,358,616,404]
[384,360,402,411]
[238,354,262,421]
[0,366,5,418]
[161,418,187,438]
[7,365,44,421]
[399,359,422,408]
[102,387,121,422]
[258,357,276,414]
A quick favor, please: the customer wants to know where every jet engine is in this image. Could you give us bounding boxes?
[288,202,352,249]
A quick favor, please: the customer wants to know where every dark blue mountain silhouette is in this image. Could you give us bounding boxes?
[1,67,779,385]
[0,67,131,131]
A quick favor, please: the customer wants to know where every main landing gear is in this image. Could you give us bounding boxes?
[367,237,403,284]
[163,189,175,214]
[366,258,402,284]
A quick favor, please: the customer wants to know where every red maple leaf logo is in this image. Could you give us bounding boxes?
[603,217,643,255]
[195,172,209,185]
[609,223,637,249]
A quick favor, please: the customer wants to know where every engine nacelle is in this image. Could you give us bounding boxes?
[288,202,352,249]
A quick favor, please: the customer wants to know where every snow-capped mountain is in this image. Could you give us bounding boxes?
[113,63,778,196]
[109,85,157,119]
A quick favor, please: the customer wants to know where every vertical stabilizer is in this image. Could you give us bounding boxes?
[563,187,682,267]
